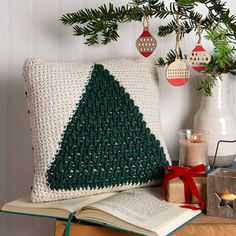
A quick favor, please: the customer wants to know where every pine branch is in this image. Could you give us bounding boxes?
[157,49,187,67]
[177,0,197,6]
[61,0,236,96]
[157,20,195,38]
[205,26,236,72]
[195,75,218,97]
[61,0,236,45]
[158,21,177,37]
[61,3,141,45]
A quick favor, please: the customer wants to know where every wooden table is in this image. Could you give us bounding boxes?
[55,215,236,236]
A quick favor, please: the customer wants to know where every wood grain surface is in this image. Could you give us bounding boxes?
[54,221,135,236]
[174,215,236,236]
[55,215,236,236]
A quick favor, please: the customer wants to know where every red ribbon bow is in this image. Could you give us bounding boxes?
[162,164,206,210]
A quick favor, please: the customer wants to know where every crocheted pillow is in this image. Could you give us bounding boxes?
[24,57,170,202]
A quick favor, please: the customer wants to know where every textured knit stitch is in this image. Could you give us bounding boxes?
[23,57,170,202]
[47,64,168,191]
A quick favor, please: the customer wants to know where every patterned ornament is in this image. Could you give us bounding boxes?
[165,12,190,87]
[166,59,190,87]
[136,16,157,57]
[187,44,211,72]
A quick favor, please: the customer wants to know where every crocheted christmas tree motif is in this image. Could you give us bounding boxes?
[47,64,168,191]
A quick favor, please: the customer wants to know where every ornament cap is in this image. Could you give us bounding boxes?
[192,44,205,52]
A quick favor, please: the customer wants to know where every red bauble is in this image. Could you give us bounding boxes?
[187,44,211,72]
[136,28,157,57]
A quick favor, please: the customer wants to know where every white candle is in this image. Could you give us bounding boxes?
[178,130,209,168]
[179,138,208,167]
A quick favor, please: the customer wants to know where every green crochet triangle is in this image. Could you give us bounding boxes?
[47,64,168,191]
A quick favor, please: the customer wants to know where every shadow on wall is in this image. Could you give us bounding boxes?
[180,75,202,130]
[0,70,56,236]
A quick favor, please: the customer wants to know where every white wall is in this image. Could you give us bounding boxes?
[0,1,236,235]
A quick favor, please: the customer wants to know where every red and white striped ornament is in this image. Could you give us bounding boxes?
[136,16,157,58]
[187,44,211,72]
[166,59,190,87]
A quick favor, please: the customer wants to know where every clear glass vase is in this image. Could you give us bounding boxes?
[194,74,236,167]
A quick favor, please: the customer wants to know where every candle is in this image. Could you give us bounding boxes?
[178,129,209,168]
[219,187,236,208]
[221,193,236,201]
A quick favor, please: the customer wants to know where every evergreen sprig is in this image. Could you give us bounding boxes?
[61,0,236,96]
[196,25,236,96]
[157,49,187,67]
[61,3,138,45]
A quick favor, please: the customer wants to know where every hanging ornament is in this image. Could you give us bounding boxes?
[136,15,157,57]
[166,59,190,86]
[166,12,190,87]
[187,44,211,72]
[187,20,211,72]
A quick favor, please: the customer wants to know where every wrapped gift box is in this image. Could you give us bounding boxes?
[167,176,207,204]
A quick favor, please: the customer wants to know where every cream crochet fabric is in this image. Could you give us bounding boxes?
[23,57,170,202]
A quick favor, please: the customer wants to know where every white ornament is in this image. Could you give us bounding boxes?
[166,59,190,87]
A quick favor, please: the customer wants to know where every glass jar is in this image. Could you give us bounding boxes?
[178,129,209,169]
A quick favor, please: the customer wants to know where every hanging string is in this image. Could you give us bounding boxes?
[175,11,181,59]
[197,18,205,44]
[142,14,149,30]
[197,23,202,44]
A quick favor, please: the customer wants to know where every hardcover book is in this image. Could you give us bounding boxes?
[1,187,201,236]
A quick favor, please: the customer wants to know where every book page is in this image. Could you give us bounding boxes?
[82,187,200,234]
[4,191,117,213]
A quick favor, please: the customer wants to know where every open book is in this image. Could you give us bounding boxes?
[1,187,201,236]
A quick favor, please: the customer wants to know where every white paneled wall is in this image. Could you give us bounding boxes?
[0,1,235,235]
